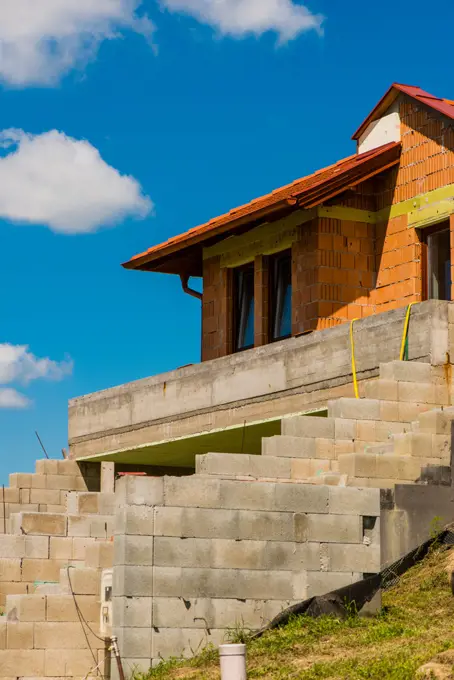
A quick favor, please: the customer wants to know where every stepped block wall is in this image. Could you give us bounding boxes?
[0,462,115,680]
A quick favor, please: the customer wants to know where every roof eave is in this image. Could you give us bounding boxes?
[123,143,401,275]
[121,199,291,272]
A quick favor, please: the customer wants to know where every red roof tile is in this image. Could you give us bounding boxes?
[124,141,401,275]
[352,83,454,141]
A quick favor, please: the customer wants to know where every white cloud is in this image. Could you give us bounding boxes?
[0,343,73,409]
[0,0,154,86]
[160,0,323,41]
[0,129,153,233]
[0,344,73,385]
[0,388,30,409]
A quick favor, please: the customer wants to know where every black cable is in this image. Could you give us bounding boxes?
[67,566,106,676]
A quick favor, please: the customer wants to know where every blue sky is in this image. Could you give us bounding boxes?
[0,0,453,480]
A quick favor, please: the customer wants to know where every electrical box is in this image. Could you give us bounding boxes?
[100,569,113,636]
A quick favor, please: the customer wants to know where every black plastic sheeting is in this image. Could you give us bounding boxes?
[253,528,454,639]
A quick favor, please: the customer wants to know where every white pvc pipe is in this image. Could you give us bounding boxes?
[219,643,247,680]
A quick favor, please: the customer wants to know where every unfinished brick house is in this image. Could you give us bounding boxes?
[124,83,454,358]
[6,83,454,679]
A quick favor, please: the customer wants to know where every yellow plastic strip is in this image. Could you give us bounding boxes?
[399,303,416,362]
[350,318,360,399]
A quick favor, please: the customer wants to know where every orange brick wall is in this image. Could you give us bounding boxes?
[202,256,232,361]
[291,217,376,333]
[292,220,318,334]
[373,214,422,313]
[371,93,454,313]
[254,254,269,347]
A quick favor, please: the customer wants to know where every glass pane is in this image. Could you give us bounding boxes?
[428,229,451,301]
[272,254,292,339]
[235,266,255,350]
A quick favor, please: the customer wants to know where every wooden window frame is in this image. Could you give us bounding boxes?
[269,249,292,343]
[232,262,255,353]
[419,220,450,302]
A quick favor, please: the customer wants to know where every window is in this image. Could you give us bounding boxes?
[424,224,451,300]
[233,263,254,351]
[270,251,292,340]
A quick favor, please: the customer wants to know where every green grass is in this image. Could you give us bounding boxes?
[133,546,454,680]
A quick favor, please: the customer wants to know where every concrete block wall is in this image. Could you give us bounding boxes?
[0,568,108,678]
[112,475,380,671]
[0,460,116,680]
[0,459,96,536]
[196,359,454,490]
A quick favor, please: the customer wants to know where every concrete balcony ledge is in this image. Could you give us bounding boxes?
[69,300,451,463]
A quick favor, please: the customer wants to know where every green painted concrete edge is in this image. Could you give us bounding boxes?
[77,408,328,467]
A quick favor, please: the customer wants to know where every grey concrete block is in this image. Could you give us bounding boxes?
[114,534,153,566]
[112,596,152,628]
[393,432,432,458]
[274,483,329,513]
[374,421,407,442]
[163,476,221,508]
[295,570,361,598]
[0,536,25,558]
[154,537,212,568]
[291,458,331,480]
[328,398,380,421]
[334,418,356,440]
[67,514,91,537]
[328,487,380,516]
[114,535,154,566]
[116,476,164,507]
[212,540,320,572]
[432,434,451,460]
[115,505,154,536]
[9,473,32,488]
[364,379,399,401]
[152,597,212,629]
[418,408,454,434]
[196,452,248,476]
[196,453,293,479]
[338,453,377,478]
[117,657,153,680]
[327,544,380,572]
[89,515,114,539]
[219,479,276,511]
[0,558,21,582]
[380,360,432,383]
[13,512,67,537]
[29,488,62,505]
[398,381,435,404]
[35,459,59,475]
[154,506,296,542]
[113,565,154,597]
[375,455,422,480]
[281,416,335,439]
[152,597,294,630]
[152,627,225,662]
[114,626,152,658]
[25,535,49,559]
[262,436,316,458]
[5,594,46,622]
[153,567,294,600]
[294,513,361,543]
